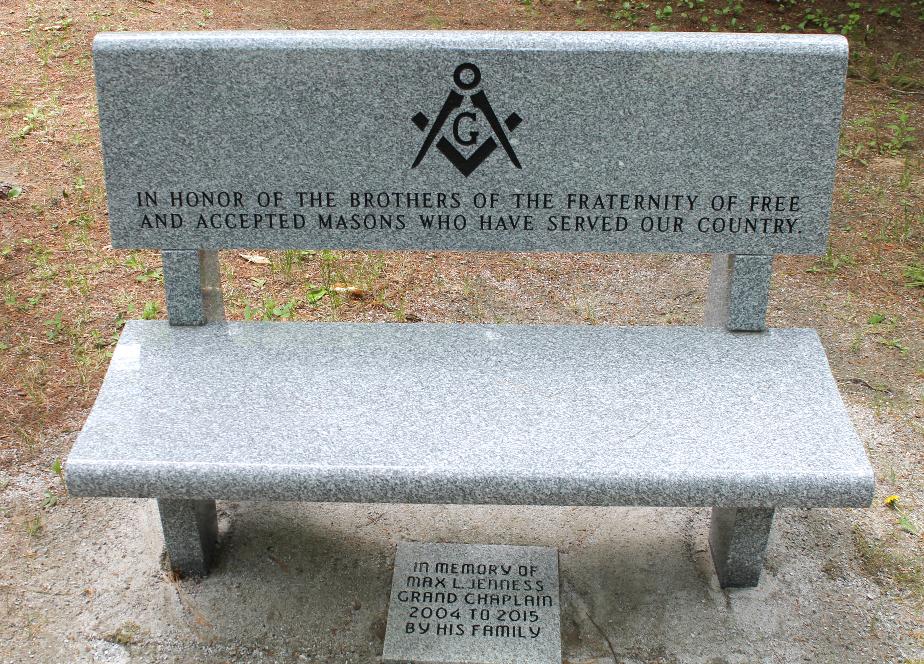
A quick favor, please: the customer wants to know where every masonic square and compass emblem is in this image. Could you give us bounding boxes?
[411,63,523,177]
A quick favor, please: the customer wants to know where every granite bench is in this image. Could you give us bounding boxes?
[65,30,874,588]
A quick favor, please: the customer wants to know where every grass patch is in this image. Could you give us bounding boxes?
[904,263,924,288]
[854,529,924,598]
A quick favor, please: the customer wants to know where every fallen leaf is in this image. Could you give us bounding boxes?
[330,282,367,297]
[239,253,270,265]
[306,286,328,303]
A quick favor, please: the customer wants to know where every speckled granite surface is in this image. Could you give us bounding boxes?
[705,255,773,331]
[95,30,846,255]
[709,507,775,587]
[382,542,561,663]
[65,321,873,507]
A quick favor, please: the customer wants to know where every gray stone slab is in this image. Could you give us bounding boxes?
[162,250,225,325]
[705,254,772,331]
[709,507,775,588]
[157,498,217,577]
[382,542,561,664]
[94,31,846,255]
[64,321,874,507]
[727,255,773,331]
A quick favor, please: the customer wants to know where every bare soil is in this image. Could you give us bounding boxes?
[0,0,922,662]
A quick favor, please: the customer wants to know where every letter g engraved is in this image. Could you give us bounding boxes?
[453,111,479,146]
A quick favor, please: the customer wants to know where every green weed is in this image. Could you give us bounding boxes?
[654,4,672,20]
[799,2,863,35]
[25,516,43,537]
[855,529,923,597]
[425,14,446,29]
[272,249,303,279]
[2,284,16,307]
[391,295,408,322]
[875,4,901,19]
[878,338,909,353]
[306,286,328,304]
[903,263,924,288]
[141,301,159,320]
[884,106,916,154]
[124,253,163,283]
[318,249,339,288]
[262,297,297,320]
[461,276,491,321]
[897,514,920,536]
[28,244,56,281]
[15,105,46,140]
[838,140,868,165]
[851,50,924,92]
[852,103,917,156]
[808,248,853,273]
[714,0,743,29]
[44,313,64,341]
[898,158,914,191]
[612,0,648,26]
[63,269,90,296]
[41,490,57,510]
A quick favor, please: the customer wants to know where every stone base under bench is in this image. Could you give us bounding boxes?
[65,321,873,587]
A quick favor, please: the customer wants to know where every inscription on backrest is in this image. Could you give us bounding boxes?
[95,31,847,255]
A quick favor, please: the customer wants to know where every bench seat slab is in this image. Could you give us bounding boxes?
[66,321,874,508]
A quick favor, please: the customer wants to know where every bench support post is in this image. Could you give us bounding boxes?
[705,254,772,331]
[162,250,225,325]
[157,498,217,577]
[709,507,774,588]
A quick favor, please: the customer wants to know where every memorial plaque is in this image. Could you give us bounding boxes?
[94,31,847,255]
[382,542,561,664]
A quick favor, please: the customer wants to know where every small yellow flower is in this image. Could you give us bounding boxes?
[884,495,899,508]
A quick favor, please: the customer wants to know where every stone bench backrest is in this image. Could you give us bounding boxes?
[93,30,847,329]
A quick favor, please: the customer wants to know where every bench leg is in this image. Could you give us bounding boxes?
[705,254,772,331]
[157,498,217,577]
[708,507,774,588]
[162,250,225,326]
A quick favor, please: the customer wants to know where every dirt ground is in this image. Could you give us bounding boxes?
[0,0,922,662]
